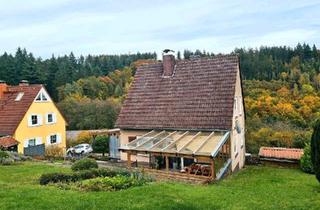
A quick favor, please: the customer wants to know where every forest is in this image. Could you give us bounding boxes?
[0,43,319,153]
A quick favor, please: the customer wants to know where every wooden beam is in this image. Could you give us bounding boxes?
[193,131,215,154]
[148,131,177,151]
[211,158,215,179]
[177,131,202,152]
[134,130,167,149]
[161,131,189,151]
[165,156,169,172]
[211,131,230,157]
[127,152,131,170]
[126,130,155,147]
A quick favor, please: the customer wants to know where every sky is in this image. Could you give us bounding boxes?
[0,0,320,58]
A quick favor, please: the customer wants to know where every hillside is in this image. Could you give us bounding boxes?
[1,43,320,153]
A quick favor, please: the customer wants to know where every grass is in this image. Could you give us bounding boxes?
[0,162,320,210]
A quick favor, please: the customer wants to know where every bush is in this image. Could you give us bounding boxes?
[40,173,76,185]
[300,143,314,173]
[0,150,9,159]
[92,135,109,156]
[45,145,64,158]
[71,158,98,171]
[0,150,13,165]
[79,175,150,192]
[67,131,93,148]
[39,168,131,185]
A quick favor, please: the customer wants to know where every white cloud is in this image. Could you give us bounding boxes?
[0,0,319,57]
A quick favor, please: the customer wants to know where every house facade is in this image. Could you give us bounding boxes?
[0,81,66,154]
[115,50,245,179]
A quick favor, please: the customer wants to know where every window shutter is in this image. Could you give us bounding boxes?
[46,135,51,145]
[53,113,57,123]
[36,137,42,145]
[28,115,32,126]
[38,114,43,125]
[57,133,62,144]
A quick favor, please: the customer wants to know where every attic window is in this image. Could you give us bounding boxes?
[35,90,49,102]
[15,92,24,101]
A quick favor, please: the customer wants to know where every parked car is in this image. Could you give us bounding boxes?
[67,143,93,156]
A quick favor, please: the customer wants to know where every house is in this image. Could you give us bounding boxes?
[0,80,67,155]
[115,50,245,181]
[259,147,303,167]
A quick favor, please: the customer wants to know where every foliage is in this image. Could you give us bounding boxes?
[244,77,320,153]
[0,150,9,159]
[92,135,109,156]
[45,145,64,158]
[300,143,314,174]
[39,172,76,185]
[79,175,150,192]
[39,167,131,185]
[77,132,93,144]
[311,119,320,182]
[0,48,156,100]
[0,150,14,165]
[2,162,320,209]
[71,158,98,171]
[58,96,121,130]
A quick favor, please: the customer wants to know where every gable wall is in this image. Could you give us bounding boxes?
[230,66,246,171]
[13,99,66,153]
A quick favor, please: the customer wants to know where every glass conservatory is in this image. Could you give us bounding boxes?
[119,130,232,180]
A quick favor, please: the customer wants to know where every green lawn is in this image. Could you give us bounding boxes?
[0,162,319,210]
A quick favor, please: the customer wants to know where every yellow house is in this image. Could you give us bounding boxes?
[0,81,66,154]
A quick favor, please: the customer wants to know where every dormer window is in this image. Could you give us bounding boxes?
[15,92,24,101]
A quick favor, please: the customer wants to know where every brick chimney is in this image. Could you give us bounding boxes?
[19,80,29,86]
[0,80,8,99]
[162,49,175,77]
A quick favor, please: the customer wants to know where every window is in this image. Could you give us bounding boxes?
[50,135,57,144]
[47,133,60,145]
[31,115,38,125]
[35,89,50,102]
[128,136,137,142]
[36,92,48,101]
[46,113,56,124]
[28,114,42,126]
[15,92,24,101]
[28,138,36,147]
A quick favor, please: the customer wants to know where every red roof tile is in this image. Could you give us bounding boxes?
[259,147,304,160]
[116,55,240,130]
[0,136,19,148]
[0,85,42,135]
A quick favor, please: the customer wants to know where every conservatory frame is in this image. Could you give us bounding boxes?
[119,130,232,180]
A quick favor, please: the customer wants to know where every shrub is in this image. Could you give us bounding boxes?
[45,145,64,158]
[311,119,320,182]
[39,168,131,185]
[0,150,13,165]
[300,143,314,173]
[39,173,76,185]
[79,175,149,192]
[0,150,9,159]
[92,135,109,156]
[67,131,93,148]
[71,158,98,171]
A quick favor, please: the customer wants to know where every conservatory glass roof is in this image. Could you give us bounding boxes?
[119,130,230,157]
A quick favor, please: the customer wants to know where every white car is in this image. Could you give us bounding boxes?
[67,143,93,156]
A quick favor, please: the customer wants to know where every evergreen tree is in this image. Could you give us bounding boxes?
[311,119,320,182]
